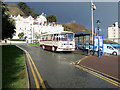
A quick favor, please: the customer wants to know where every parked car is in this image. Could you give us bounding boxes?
[90,44,119,56]
[103,44,119,56]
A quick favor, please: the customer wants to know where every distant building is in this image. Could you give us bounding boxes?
[11,13,64,42]
[108,22,120,44]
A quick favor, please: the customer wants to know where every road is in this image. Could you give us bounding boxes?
[16,44,118,88]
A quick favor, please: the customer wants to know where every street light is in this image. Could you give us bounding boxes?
[96,19,101,35]
[96,19,101,57]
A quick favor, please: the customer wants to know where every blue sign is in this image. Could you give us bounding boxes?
[93,35,103,53]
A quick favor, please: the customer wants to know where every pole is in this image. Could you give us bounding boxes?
[98,25,99,35]
[88,35,90,55]
[32,24,34,43]
[98,25,100,57]
[91,0,94,55]
[102,35,104,56]
[78,37,79,49]
[83,36,84,52]
[93,35,95,55]
[91,0,94,44]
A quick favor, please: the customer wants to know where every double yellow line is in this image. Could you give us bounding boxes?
[16,45,46,89]
[75,56,88,63]
[74,65,120,87]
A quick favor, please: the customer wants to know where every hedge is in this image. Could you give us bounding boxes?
[9,39,25,41]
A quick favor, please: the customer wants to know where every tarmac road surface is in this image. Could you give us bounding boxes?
[16,43,118,89]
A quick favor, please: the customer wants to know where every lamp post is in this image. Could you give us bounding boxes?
[96,19,101,57]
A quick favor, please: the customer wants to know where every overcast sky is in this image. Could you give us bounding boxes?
[6,2,118,39]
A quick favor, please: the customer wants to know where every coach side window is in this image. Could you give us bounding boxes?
[44,35,46,40]
[48,34,51,41]
[42,36,44,41]
[47,35,50,40]
[44,35,47,41]
[56,34,59,41]
[46,35,48,41]
[53,34,56,41]
[51,34,53,41]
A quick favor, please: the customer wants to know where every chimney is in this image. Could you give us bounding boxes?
[44,14,46,18]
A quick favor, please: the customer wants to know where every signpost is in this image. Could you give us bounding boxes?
[93,35,104,57]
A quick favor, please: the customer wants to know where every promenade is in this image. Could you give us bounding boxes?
[79,55,119,80]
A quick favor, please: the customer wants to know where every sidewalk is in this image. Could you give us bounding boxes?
[79,55,119,80]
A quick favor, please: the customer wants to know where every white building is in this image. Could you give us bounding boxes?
[11,15,34,39]
[11,13,64,43]
[108,22,120,44]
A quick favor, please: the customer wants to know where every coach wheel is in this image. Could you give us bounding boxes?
[42,45,45,50]
[52,46,55,52]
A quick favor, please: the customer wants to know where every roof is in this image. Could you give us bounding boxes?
[41,31,74,35]
[75,31,91,37]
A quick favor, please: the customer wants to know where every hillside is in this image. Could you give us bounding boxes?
[7,3,26,16]
[63,21,91,33]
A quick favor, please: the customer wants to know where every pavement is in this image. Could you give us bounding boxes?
[78,55,119,80]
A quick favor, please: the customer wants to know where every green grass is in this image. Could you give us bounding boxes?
[2,45,27,88]
[29,43,40,47]
[0,43,8,44]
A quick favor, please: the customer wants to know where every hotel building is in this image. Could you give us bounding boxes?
[108,22,120,44]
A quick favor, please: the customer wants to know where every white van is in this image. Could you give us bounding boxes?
[90,44,119,56]
[103,44,119,56]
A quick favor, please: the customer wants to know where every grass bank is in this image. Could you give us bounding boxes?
[2,45,27,88]
[29,43,40,47]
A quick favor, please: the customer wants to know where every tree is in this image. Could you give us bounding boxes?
[18,32,24,39]
[2,2,16,40]
[46,15,57,23]
[33,13,39,18]
[17,2,39,17]
[34,32,40,40]
[18,2,32,16]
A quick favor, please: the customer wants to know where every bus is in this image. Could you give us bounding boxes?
[39,31,75,52]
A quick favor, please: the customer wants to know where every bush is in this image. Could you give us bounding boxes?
[9,39,25,41]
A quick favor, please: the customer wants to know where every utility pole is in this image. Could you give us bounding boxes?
[96,19,101,58]
[91,0,94,44]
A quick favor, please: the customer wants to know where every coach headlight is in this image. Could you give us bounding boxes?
[60,43,63,47]
[72,44,75,47]
[61,44,64,47]
[73,39,75,41]
[61,45,63,47]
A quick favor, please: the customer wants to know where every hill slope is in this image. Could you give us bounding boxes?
[63,21,91,33]
[7,3,26,16]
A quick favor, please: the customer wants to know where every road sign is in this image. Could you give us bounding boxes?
[93,35,103,55]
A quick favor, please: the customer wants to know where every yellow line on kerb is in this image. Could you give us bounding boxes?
[26,53,40,88]
[74,65,120,87]
[27,52,46,89]
[75,56,88,62]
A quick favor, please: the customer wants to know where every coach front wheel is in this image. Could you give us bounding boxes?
[52,46,55,52]
[42,45,45,50]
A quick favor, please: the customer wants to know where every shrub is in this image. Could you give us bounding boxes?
[9,39,25,41]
